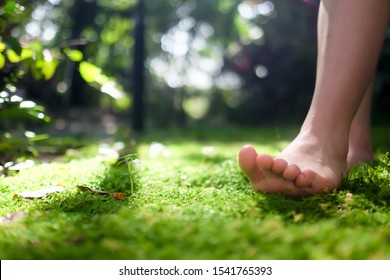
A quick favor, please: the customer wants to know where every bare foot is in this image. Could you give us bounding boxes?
[347,142,373,170]
[238,132,348,196]
[347,150,373,170]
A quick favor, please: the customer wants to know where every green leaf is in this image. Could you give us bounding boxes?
[79,61,102,83]
[27,110,51,123]
[2,2,24,16]
[43,61,58,80]
[234,14,250,40]
[0,53,5,69]
[0,41,6,52]
[30,133,49,141]
[5,47,34,63]
[26,41,43,53]
[6,49,20,63]
[31,63,43,79]
[35,60,58,80]
[20,48,34,60]
[218,0,236,13]
[64,48,83,62]
[3,2,17,15]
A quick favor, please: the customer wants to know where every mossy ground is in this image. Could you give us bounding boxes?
[1,125,390,259]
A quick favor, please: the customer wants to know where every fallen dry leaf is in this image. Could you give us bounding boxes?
[7,160,35,171]
[111,192,126,200]
[344,192,354,203]
[338,192,354,211]
[14,186,64,199]
[76,186,126,200]
[0,211,27,224]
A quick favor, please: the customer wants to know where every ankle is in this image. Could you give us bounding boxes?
[297,127,349,159]
[347,144,373,162]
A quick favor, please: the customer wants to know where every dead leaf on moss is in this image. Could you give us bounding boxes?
[111,192,126,200]
[14,185,65,199]
[76,185,126,200]
[344,192,353,203]
[0,211,27,224]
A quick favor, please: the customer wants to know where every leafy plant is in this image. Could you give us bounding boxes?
[0,1,130,168]
[344,153,390,203]
[0,85,50,171]
[117,154,139,195]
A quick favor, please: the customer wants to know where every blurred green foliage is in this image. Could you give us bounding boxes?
[0,0,389,163]
[0,1,51,165]
[1,0,320,125]
[0,87,50,166]
[0,1,129,166]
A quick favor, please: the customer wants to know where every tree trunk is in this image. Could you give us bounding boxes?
[68,0,97,107]
[132,0,146,132]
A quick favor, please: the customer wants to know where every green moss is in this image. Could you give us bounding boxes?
[0,126,389,259]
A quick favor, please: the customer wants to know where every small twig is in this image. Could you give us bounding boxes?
[58,39,88,48]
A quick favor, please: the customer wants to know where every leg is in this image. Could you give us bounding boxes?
[347,79,374,169]
[239,0,390,196]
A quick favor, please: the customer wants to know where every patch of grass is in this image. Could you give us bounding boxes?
[0,125,390,259]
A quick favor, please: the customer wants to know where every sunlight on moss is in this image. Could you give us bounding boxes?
[1,127,390,259]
